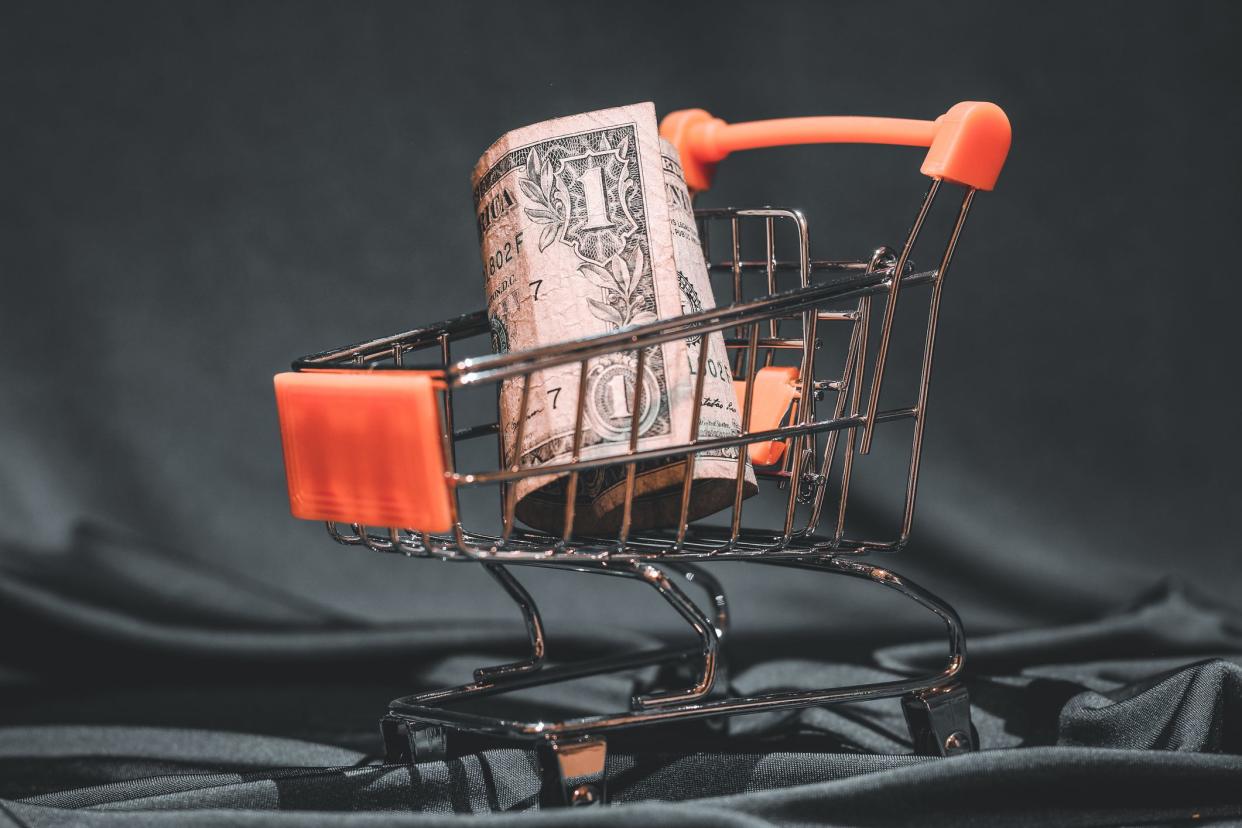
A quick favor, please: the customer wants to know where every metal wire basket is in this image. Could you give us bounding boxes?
[274,101,1010,806]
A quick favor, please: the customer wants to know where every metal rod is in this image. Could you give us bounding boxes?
[296,310,489,366]
[616,347,647,546]
[783,305,818,538]
[832,246,892,540]
[439,334,458,470]
[782,211,814,488]
[729,323,761,541]
[404,557,720,709]
[451,267,935,387]
[724,337,807,349]
[899,188,976,542]
[407,645,699,707]
[675,336,712,548]
[294,212,900,372]
[299,265,931,377]
[834,303,869,539]
[387,557,965,739]
[660,562,729,641]
[708,258,873,273]
[397,522,897,563]
[501,374,531,543]
[628,561,719,709]
[458,407,918,487]
[426,336,470,554]
[801,302,860,532]
[325,521,359,544]
[804,246,890,536]
[358,524,394,552]
[472,564,547,681]
[764,216,778,367]
[730,216,743,374]
[562,360,590,542]
[780,213,815,536]
[860,179,940,453]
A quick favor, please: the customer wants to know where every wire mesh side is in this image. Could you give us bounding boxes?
[302,188,979,561]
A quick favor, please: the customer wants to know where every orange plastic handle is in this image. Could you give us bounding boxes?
[734,366,801,466]
[660,101,1010,193]
[274,370,454,532]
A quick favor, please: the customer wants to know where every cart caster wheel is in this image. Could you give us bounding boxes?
[940,723,980,754]
[901,683,976,756]
[380,715,448,764]
[540,736,608,807]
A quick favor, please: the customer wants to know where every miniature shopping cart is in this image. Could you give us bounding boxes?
[274,101,1010,806]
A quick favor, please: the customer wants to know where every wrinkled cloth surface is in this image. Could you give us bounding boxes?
[5,1,1242,825]
[1,526,1239,826]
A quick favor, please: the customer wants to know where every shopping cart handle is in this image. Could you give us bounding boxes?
[660,101,1010,193]
[273,370,454,532]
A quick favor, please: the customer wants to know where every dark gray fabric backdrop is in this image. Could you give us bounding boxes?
[2,1,1240,824]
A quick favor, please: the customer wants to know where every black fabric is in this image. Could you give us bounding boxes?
[5,0,1242,824]
[1,529,1240,824]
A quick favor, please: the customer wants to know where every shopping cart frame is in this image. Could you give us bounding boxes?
[275,102,1010,806]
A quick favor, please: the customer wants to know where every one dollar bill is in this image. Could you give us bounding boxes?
[472,102,755,535]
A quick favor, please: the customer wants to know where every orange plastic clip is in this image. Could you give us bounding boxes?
[735,366,801,466]
[273,370,453,532]
[660,101,1010,193]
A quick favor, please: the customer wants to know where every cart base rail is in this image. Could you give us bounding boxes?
[377,555,973,806]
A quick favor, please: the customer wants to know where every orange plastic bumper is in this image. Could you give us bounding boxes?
[735,366,801,467]
[273,370,453,532]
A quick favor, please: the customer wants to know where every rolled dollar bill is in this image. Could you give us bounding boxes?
[473,102,755,535]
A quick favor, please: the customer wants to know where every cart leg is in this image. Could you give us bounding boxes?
[540,736,607,807]
[380,715,406,763]
[660,561,729,642]
[380,715,448,764]
[472,564,546,682]
[759,556,971,750]
[626,561,720,709]
[901,682,975,756]
[656,561,730,707]
[530,559,723,709]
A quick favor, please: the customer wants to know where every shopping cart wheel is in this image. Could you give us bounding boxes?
[901,682,977,756]
[380,715,448,764]
[539,736,608,807]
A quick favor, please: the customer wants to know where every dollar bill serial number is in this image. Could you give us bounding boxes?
[484,231,525,278]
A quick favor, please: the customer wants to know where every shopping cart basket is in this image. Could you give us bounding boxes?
[274,101,1010,806]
